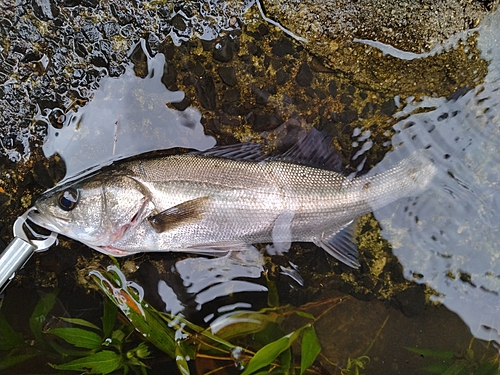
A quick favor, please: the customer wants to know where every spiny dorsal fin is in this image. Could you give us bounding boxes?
[148,196,210,233]
[193,128,343,172]
[275,128,343,172]
[192,142,268,161]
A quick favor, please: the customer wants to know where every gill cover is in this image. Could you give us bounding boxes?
[30,172,152,248]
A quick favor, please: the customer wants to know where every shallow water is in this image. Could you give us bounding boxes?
[37,39,216,180]
[1,0,500,374]
[374,8,500,343]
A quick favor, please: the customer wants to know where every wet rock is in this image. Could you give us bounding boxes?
[276,69,289,85]
[339,109,358,124]
[221,102,240,116]
[258,23,269,36]
[90,50,108,68]
[18,19,42,42]
[171,97,191,111]
[171,14,187,31]
[103,21,120,38]
[161,63,177,89]
[252,112,281,132]
[192,62,205,77]
[395,285,426,318]
[295,62,313,87]
[48,108,65,129]
[220,113,240,126]
[271,37,295,57]
[252,84,269,105]
[380,98,397,116]
[109,3,133,25]
[344,85,355,95]
[217,66,237,86]
[247,42,262,57]
[340,94,353,106]
[31,0,59,21]
[328,81,337,97]
[315,88,327,100]
[361,102,377,118]
[262,0,492,97]
[82,23,101,43]
[448,86,471,101]
[213,36,239,62]
[304,87,316,98]
[195,75,216,110]
[222,88,240,103]
[263,55,271,69]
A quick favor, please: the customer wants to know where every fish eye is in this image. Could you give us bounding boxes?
[57,188,79,211]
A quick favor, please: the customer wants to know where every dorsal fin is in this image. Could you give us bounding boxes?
[193,128,343,172]
[274,128,343,172]
[191,142,268,161]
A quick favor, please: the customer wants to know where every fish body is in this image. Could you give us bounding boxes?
[29,130,437,267]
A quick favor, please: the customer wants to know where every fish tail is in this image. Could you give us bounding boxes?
[362,150,438,210]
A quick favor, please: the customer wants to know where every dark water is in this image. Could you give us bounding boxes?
[1,1,500,374]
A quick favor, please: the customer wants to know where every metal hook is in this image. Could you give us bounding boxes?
[13,208,58,252]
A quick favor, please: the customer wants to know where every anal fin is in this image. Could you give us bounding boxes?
[148,196,210,233]
[313,220,360,268]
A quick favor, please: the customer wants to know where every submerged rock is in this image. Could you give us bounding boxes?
[262,0,495,97]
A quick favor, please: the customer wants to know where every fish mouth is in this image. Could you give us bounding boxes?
[27,209,63,233]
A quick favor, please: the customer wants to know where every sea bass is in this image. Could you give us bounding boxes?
[28,129,437,268]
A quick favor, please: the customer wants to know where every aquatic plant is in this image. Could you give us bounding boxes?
[406,340,500,375]
[339,355,370,375]
[0,291,151,374]
[90,265,326,374]
[1,264,347,374]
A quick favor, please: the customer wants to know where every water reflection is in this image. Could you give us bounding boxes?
[373,7,500,343]
[172,249,267,310]
[151,247,266,328]
[36,39,216,180]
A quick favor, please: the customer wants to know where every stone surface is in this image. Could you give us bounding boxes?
[263,0,495,97]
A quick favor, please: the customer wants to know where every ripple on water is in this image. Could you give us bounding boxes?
[372,7,500,343]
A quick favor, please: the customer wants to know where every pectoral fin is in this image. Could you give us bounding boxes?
[313,220,360,268]
[148,196,210,233]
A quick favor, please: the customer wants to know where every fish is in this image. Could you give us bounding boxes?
[28,129,437,268]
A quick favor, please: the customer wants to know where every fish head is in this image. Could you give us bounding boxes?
[28,172,152,249]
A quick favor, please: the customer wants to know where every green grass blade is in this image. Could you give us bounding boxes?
[300,326,321,375]
[102,297,118,338]
[46,327,103,349]
[59,317,101,331]
[175,345,191,375]
[242,328,304,375]
[50,350,122,374]
[405,347,455,360]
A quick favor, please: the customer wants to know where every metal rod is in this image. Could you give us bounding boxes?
[0,237,36,294]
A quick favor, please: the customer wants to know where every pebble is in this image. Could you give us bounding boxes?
[295,63,313,87]
[271,37,295,57]
[217,66,237,86]
[195,75,216,109]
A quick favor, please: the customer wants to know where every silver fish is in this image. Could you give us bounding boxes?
[28,129,437,268]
